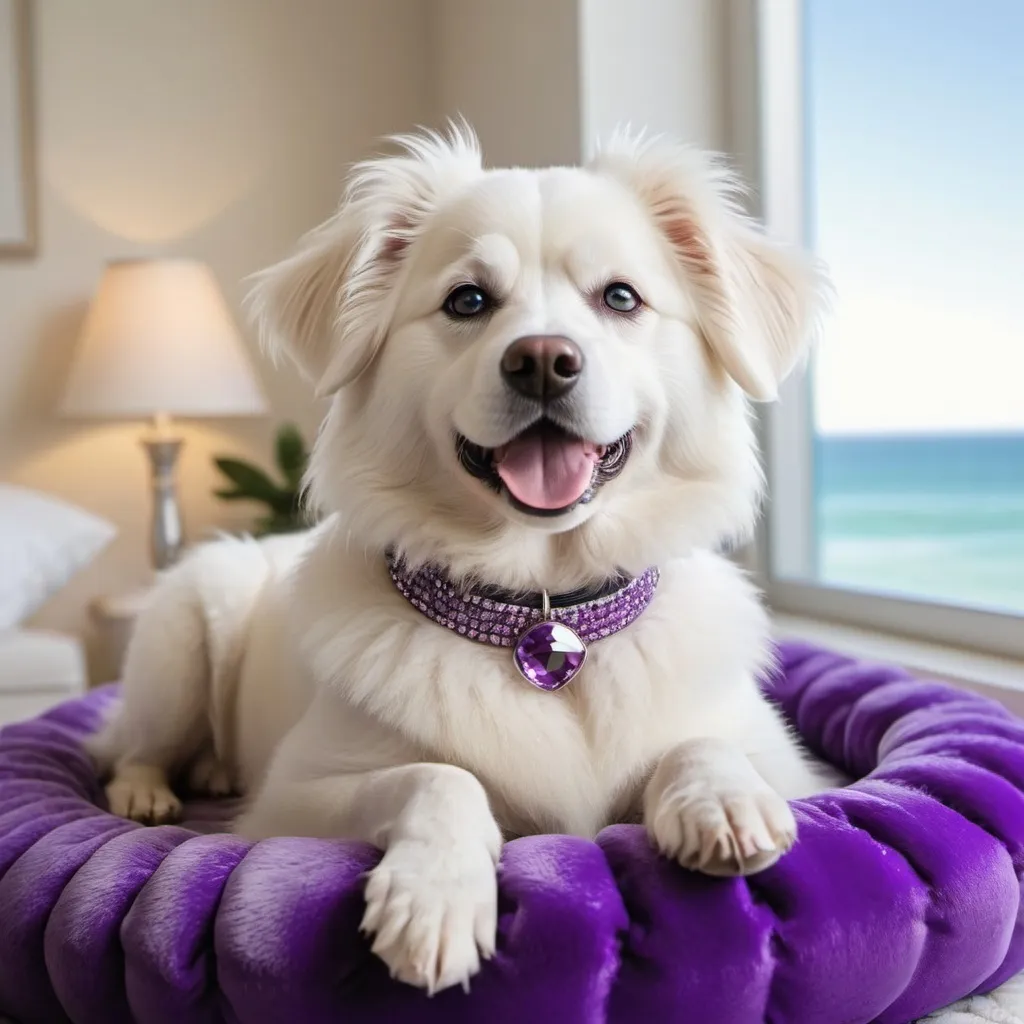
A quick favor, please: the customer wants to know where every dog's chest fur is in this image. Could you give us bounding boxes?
[278,539,772,839]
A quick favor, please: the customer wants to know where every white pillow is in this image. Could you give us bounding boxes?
[0,485,117,628]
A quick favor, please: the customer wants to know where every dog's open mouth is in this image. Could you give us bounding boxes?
[456,420,633,517]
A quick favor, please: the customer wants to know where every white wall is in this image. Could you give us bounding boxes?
[0,0,433,679]
[579,0,730,155]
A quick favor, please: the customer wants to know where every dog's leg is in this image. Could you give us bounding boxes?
[644,736,797,876]
[94,574,211,825]
[237,761,503,994]
[90,539,271,824]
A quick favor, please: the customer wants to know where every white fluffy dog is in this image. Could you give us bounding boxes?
[92,126,832,993]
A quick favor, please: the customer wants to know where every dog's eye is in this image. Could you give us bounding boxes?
[603,282,641,314]
[444,284,492,318]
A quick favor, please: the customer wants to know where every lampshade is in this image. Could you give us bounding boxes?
[61,258,268,419]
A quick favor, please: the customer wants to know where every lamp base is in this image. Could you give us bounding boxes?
[142,436,184,571]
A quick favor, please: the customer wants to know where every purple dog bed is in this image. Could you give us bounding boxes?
[1,643,1022,1024]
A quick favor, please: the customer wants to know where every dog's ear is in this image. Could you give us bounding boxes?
[248,124,483,397]
[592,132,830,400]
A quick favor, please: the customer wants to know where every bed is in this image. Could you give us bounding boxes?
[0,641,1022,1024]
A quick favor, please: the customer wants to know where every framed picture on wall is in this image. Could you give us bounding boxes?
[0,0,35,256]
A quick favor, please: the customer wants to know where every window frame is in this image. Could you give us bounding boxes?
[739,0,1024,661]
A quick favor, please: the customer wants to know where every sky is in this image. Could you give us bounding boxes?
[806,0,1024,435]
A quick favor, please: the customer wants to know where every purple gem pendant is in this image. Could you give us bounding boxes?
[512,591,587,691]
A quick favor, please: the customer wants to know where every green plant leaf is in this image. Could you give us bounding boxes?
[275,424,308,488]
[268,492,300,516]
[214,458,283,506]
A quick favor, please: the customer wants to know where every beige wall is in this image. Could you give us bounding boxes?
[433,0,734,164]
[0,0,433,678]
[432,0,583,168]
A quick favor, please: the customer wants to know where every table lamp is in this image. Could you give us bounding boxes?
[61,258,269,570]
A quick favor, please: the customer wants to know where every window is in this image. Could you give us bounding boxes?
[751,0,1024,658]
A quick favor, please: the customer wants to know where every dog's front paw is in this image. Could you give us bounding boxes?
[361,839,498,994]
[644,740,796,877]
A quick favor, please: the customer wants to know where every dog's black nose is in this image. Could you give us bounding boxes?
[500,335,583,400]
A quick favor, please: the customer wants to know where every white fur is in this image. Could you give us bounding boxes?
[93,125,832,994]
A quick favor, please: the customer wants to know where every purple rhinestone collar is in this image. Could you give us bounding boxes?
[386,554,660,691]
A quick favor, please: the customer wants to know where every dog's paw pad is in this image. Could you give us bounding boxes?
[361,840,498,994]
[648,782,796,878]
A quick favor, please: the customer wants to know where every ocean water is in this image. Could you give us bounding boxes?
[814,434,1024,614]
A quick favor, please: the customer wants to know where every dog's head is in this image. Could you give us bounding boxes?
[250,125,829,589]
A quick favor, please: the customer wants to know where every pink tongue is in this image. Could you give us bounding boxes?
[496,432,599,510]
